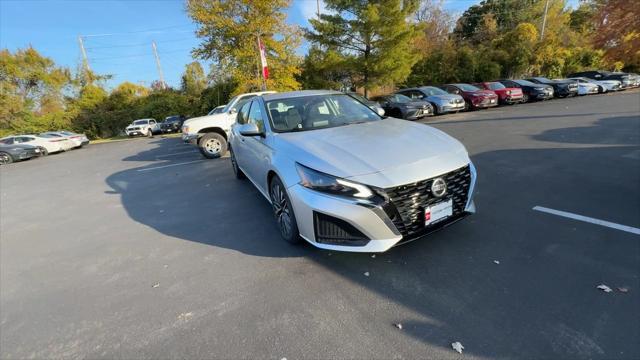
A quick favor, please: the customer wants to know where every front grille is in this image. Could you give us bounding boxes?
[129,127,140,131]
[455,99,463,104]
[313,212,370,246]
[381,165,471,239]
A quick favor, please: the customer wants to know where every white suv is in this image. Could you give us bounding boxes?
[182,91,275,158]
[125,119,160,137]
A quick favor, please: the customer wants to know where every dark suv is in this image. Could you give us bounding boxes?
[567,70,633,88]
[496,79,554,102]
[526,77,578,98]
[160,115,186,134]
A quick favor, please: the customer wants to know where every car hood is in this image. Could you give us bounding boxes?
[183,113,226,128]
[275,118,470,188]
[467,90,497,96]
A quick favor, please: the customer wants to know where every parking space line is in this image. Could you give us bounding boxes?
[156,151,199,158]
[137,160,205,172]
[533,206,640,235]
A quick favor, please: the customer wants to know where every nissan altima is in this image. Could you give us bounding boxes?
[229,90,477,252]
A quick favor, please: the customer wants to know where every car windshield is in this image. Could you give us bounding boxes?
[420,86,448,96]
[487,82,506,90]
[457,84,480,92]
[225,95,256,113]
[532,77,552,83]
[208,106,225,115]
[392,94,413,103]
[514,79,538,86]
[59,131,74,135]
[39,133,60,138]
[133,120,148,125]
[266,94,380,133]
[164,116,181,122]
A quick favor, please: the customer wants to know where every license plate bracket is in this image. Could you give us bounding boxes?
[425,199,453,226]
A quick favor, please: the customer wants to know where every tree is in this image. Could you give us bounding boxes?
[181,61,207,97]
[307,0,422,96]
[495,22,539,77]
[413,0,454,53]
[591,0,640,71]
[186,0,302,94]
[298,45,354,90]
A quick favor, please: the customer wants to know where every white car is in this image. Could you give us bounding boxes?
[569,77,621,93]
[182,91,275,158]
[38,132,75,151]
[209,105,226,115]
[0,135,65,155]
[58,131,89,148]
[125,119,160,137]
[229,90,477,253]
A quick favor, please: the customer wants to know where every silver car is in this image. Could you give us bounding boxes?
[396,86,465,114]
[228,90,477,252]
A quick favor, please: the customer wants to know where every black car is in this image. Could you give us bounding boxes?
[0,143,41,165]
[496,79,554,102]
[160,115,186,133]
[526,77,578,98]
[567,70,633,88]
[371,94,434,120]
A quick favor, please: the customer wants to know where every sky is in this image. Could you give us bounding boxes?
[0,0,575,89]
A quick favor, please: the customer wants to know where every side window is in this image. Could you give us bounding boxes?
[407,91,421,99]
[233,95,256,112]
[1,138,14,145]
[16,137,31,143]
[236,101,252,124]
[247,100,265,133]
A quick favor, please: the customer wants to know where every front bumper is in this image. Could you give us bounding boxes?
[182,133,199,144]
[405,107,433,120]
[288,163,477,253]
[502,94,524,103]
[441,102,465,113]
[472,97,499,108]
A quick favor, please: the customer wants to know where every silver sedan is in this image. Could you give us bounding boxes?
[229,90,477,252]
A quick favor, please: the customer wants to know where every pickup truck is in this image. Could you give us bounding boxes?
[182,91,275,158]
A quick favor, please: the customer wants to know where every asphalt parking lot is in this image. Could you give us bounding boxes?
[1,90,639,359]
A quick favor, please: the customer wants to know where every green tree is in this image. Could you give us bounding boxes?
[298,45,354,90]
[307,0,422,96]
[186,0,302,94]
[181,61,207,97]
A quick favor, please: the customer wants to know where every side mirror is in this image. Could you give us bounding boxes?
[229,108,237,114]
[375,107,385,117]
[238,123,263,137]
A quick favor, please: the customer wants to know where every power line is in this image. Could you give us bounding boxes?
[80,25,193,38]
[85,37,194,50]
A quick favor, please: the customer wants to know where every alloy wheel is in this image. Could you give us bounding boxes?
[0,153,11,165]
[270,182,292,239]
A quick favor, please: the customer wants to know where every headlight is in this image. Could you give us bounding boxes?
[182,126,189,133]
[506,90,511,95]
[295,163,374,199]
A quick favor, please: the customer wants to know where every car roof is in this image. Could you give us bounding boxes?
[261,90,342,101]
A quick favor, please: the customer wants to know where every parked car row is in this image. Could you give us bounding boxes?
[366,71,638,121]
[0,131,89,165]
[124,115,189,137]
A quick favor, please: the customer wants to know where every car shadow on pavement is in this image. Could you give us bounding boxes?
[533,115,640,146]
[105,137,639,358]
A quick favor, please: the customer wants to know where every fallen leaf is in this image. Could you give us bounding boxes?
[364,272,370,277]
[452,341,464,354]
[152,283,160,288]
[159,210,164,213]
[493,260,500,265]
[163,264,169,269]
[618,287,629,293]
[371,254,376,258]
[178,312,193,322]
[394,323,403,330]
[597,284,612,293]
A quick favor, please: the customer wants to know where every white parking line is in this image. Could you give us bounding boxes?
[156,150,199,158]
[137,160,205,172]
[533,206,640,235]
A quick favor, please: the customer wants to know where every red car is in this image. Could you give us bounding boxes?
[474,82,524,104]
[439,83,499,111]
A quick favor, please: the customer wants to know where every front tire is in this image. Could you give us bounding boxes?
[523,93,530,102]
[147,129,153,138]
[229,146,246,179]
[269,176,301,244]
[0,152,13,165]
[39,147,49,156]
[198,133,227,159]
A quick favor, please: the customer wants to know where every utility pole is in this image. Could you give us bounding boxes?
[151,41,166,89]
[540,0,550,40]
[78,36,91,72]
[317,0,320,17]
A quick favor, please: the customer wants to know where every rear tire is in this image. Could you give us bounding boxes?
[0,152,13,165]
[523,93,530,102]
[269,176,301,244]
[198,132,227,159]
[230,146,246,179]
